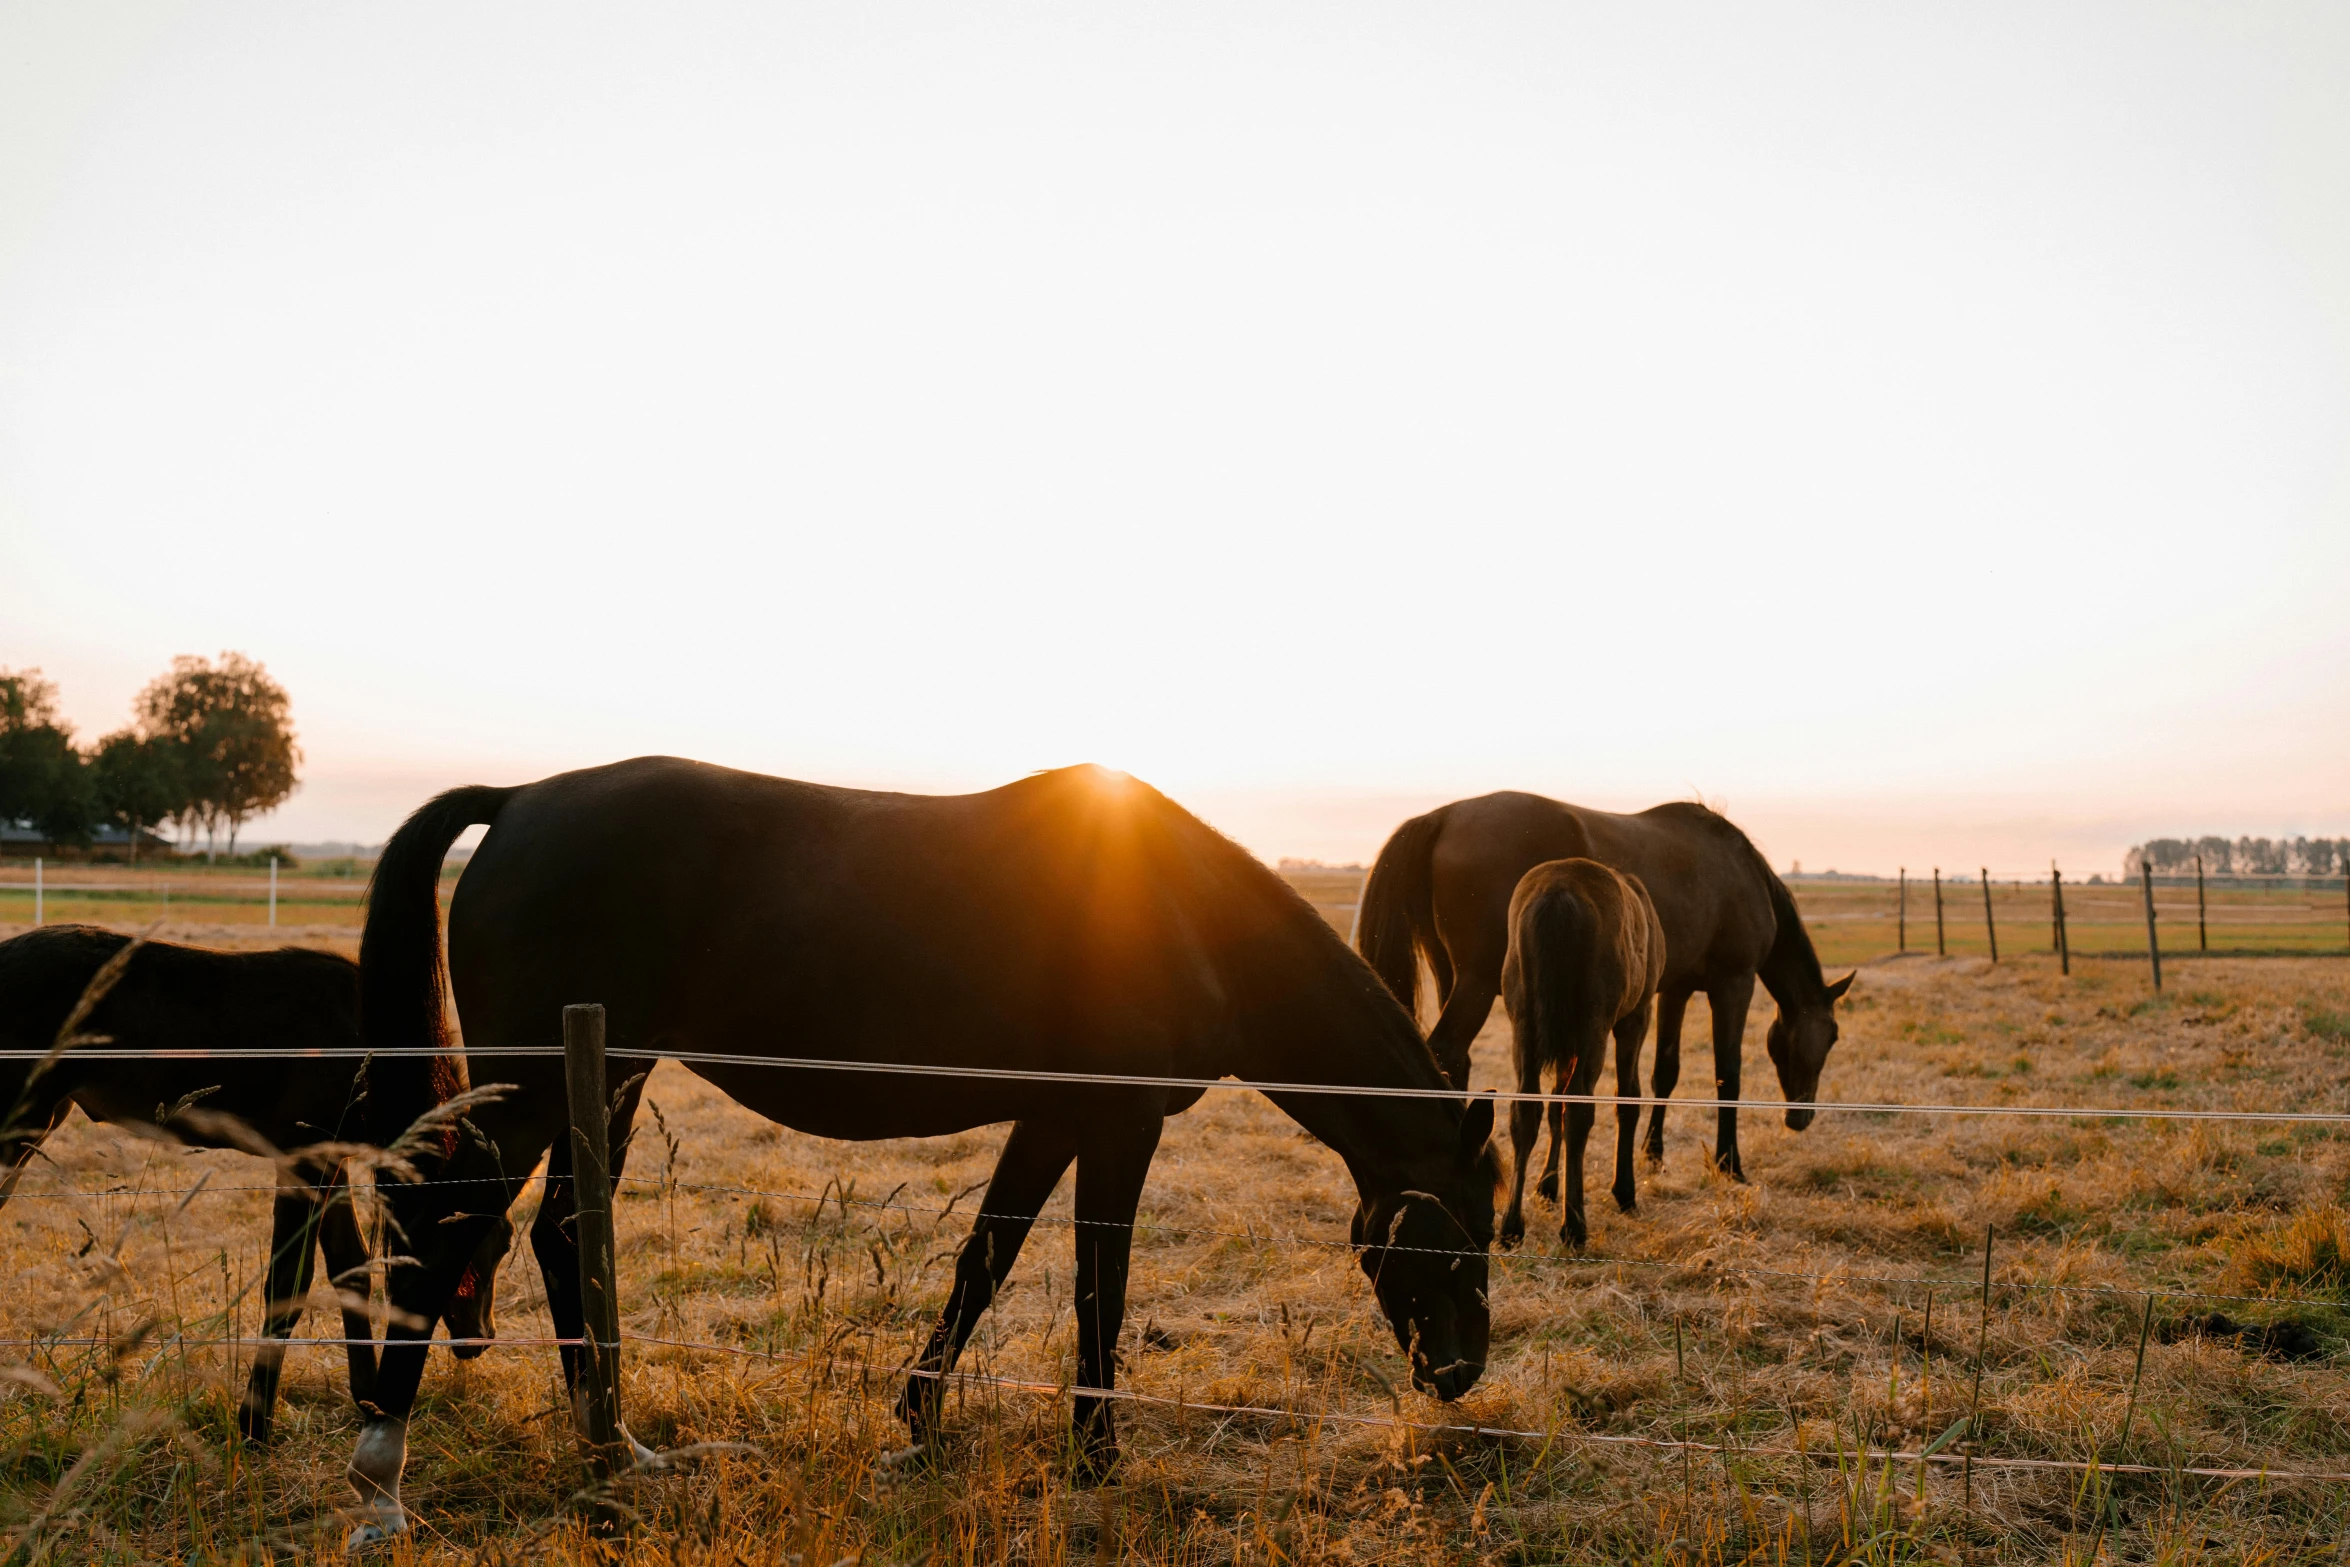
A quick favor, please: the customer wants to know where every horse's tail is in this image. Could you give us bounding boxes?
[1514,881,1594,1078]
[359,784,518,1146]
[1357,808,1447,1019]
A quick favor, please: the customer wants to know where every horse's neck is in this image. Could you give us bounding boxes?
[1240,991,1460,1199]
[1757,912,1827,1013]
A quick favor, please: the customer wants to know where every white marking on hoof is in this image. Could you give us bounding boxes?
[344,1507,410,1552]
[875,1441,934,1479]
[344,1418,409,1550]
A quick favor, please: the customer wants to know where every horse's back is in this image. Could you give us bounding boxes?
[442,758,1269,1136]
[1432,793,1772,989]
[0,925,361,1142]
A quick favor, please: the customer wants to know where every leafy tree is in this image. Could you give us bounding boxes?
[90,731,184,863]
[0,668,95,844]
[2193,835,2234,875]
[134,653,301,860]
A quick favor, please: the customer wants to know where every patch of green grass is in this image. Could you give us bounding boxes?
[2127,1067,2182,1090]
[2300,1004,2350,1043]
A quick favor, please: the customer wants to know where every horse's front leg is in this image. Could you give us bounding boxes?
[1069,1106,1166,1483]
[1706,975,1757,1182]
[314,1171,378,1411]
[345,1231,487,1548]
[239,1179,325,1443]
[1644,989,1690,1165]
[896,1119,1080,1450]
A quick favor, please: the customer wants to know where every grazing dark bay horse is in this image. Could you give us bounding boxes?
[1498,860,1664,1251]
[0,926,508,1443]
[345,757,1497,1544]
[1358,793,1852,1180]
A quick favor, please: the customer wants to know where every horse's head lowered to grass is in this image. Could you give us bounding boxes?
[1352,1097,1497,1401]
[1766,970,1853,1131]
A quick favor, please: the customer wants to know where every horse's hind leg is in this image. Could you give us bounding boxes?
[531,1078,658,1464]
[1559,1029,1603,1251]
[1069,1106,1166,1483]
[1534,1098,1563,1203]
[1644,988,1690,1165]
[0,1098,69,1214]
[1612,1005,1648,1214]
[1425,970,1499,1092]
[240,1182,325,1443]
[896,1118,1080,1449]
[1499,1050,1544,1249]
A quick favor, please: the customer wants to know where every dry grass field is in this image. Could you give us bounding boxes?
[2,875,2348,1563]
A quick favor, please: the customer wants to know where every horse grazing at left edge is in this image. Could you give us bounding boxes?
[0,926,510,1443]
[343,757,1498,1546]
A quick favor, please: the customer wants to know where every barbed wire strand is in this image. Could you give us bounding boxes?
[5,1173,2337,1312]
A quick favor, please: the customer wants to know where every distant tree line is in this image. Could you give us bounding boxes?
[0,654,300,861]
[2126,836,2350,877]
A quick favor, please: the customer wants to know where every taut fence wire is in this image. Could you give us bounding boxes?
[3,1043,2346,1124]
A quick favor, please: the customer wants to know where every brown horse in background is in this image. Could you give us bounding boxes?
[1358,792,1852,1180]
[1499,860,1664,1250]
[0,926,508,1443]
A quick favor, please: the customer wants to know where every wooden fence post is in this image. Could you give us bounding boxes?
[562,1003,627,1520]
[2051,866,2070,976]
[1898,869,1907,952]
[1979,868,1997,963]
[2140,862,2162,992]
[2195,855,2207,952]
[31,859,39,927]
[1933,868,1945,957]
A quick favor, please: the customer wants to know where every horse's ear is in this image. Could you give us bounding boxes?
[1825,971,1855,1003]
[1459,1093,1495,1154]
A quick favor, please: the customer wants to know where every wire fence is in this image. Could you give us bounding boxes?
[6,1035,2348,1530]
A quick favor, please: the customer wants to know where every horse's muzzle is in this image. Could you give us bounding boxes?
[1785,1105,1816,1132]
[1417,1358,1481,1403]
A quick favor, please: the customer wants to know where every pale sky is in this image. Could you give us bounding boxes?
[3,3,2345,874]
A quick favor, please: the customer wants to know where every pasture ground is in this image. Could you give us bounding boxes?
[0,893,2347,1562]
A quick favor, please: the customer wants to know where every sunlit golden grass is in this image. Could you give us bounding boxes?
[2,913,2348,1562]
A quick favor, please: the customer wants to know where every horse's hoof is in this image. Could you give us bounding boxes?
[1071,1443,1120,1487]
[1534,1173,1559,1203]
[1498,1222,1525,1251]
[343,1505,409,1552]
[1614,1193,1638,1215]
[235,1406,272,1447]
